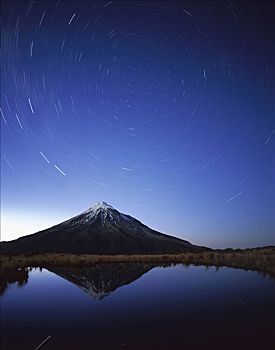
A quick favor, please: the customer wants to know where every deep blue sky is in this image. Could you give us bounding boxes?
[1,1,274,248]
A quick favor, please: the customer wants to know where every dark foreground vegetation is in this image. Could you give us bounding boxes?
[1,246,275,278]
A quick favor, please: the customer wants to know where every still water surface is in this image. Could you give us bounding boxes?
[1,264,275,349]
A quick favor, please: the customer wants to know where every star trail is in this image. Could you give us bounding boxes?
[1,1,274,248]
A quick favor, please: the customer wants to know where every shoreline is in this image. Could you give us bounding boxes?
[1,246,275,278]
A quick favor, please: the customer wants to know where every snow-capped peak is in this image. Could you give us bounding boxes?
[90,201,113,211]
[67,201,132,227]
[79,201,115,225]
[83,201,113,214]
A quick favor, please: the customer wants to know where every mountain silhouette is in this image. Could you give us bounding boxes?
[1,201,198,254]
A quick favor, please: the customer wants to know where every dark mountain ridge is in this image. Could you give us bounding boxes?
[1,202,201,254]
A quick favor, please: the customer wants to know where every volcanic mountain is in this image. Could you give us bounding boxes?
[1,202,198,254]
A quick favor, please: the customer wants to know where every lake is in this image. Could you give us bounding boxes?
[1,264,275,349]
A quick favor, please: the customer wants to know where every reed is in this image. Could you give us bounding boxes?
[1,247,274,278]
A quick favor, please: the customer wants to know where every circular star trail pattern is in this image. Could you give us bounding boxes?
[1,1,275,247]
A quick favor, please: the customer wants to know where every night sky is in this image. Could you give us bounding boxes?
[1,1,274,248]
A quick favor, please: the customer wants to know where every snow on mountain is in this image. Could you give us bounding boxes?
[67,201,132,226]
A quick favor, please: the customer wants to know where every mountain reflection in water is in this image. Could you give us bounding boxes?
[48,263,157,299]
[0,263,161,299]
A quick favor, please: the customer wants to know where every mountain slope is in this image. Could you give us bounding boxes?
[1,202,198,254]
